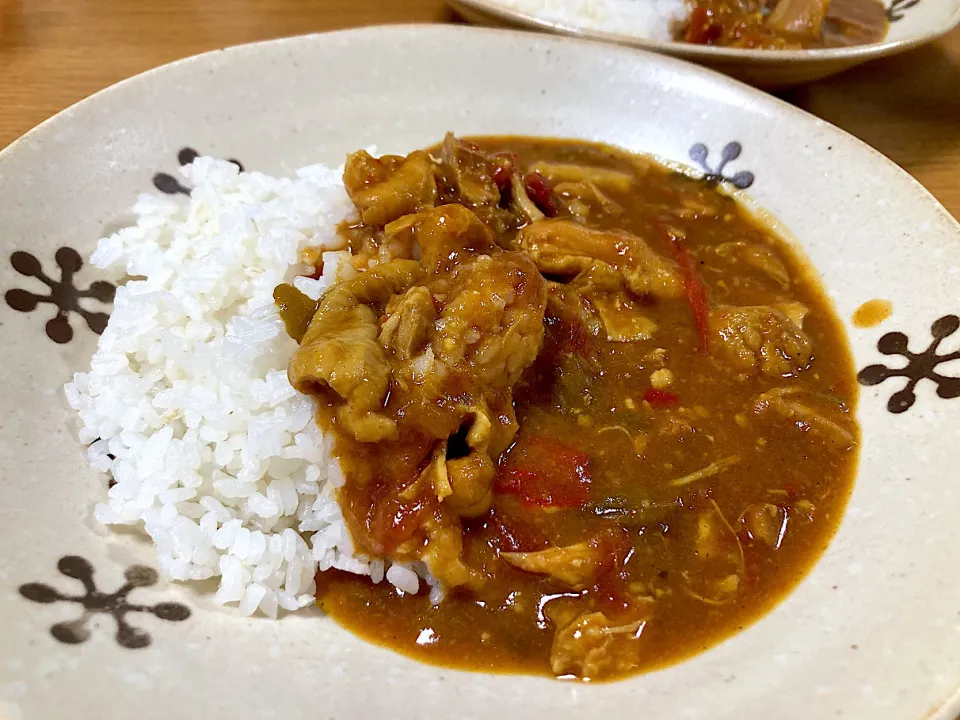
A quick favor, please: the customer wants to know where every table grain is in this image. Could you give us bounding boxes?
[0,0,957,219]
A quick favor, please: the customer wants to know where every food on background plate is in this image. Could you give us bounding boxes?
[495,0,890,49]
[679,0,890,48]
[494,0,690,41]
[67,133,859,681]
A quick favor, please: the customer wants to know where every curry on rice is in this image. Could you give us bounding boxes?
[275,135,859,681]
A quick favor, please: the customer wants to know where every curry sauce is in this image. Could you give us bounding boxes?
[280,137,859,681]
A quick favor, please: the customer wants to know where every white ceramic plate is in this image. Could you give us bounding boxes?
[1,24,960,720]
[449,0,960,87]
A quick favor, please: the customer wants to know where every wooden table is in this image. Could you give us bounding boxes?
[1,0,957,219]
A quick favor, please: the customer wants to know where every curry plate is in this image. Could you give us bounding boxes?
[449,0,960,88]
[0,24,958,720]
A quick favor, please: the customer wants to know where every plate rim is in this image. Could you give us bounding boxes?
[2,22,958,239]
[447,0,960,63]
[2,22,960,720]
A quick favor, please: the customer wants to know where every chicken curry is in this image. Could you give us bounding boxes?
[277,135,859,681]
[678,0,889,49]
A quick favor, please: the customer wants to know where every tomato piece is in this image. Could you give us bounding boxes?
[487,508,549,552]
[523,172,558,217]
[591,528,645,621]
[661,227,711,354]
[491,163,512,192]
[593,573,633,618]
[487,153,516,193]
[643,388,680,409]
[496,467,535,495]
[545,304,592,358]
[684,6,723,44]
[496,434,592,507]
[597,527,632,570]
[366,490,434,555]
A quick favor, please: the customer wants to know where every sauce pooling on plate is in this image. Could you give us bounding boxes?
[278,136,860,681]
[853,299,892,328]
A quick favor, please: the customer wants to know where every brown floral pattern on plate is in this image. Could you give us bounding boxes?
[887,0,921,22]
[4,247,115,344]
[153,148,245,195]
[18,556,191,649]
[858,314,960,413]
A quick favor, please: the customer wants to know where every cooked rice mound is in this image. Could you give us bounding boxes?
[497,0,686,40]
[64,157,401,616]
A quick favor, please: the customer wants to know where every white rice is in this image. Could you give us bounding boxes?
[497,0,687,40]
[64,157,435,617]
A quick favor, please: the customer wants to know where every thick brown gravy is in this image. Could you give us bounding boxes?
[286,137,860,681]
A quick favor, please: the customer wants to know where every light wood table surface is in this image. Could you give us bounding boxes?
[0,0,957,220]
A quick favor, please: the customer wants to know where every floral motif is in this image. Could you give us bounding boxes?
[858,315,960,413]
[153,147,245,195]
[688,142,755,190]
[4,248,114,343]
[19,556,190,649]
[887,0,921,21]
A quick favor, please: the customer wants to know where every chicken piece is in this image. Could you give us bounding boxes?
[501,542,607,589]
[444,405,506,518]
[710,304,813,378]
[288,260,421,442]
[425,405,505,519]
[751,386,857,450]
[688,501,745,604]
[568,260,624,297]
[412,204,499,276]
[345,150,438,226]
[696,509,738,561]
[546,282,603,345]
[379,286,436,361]
[397,406,517,586]
[445,451,496,518]
[528,162,633,192]
[549,608,653,679]
[440,133,501,211]
[554,181,623,221]
[481,397,520,458]
[420,514,486,592]
[591,294,657,342]
[382,212,419,245]
[709,242,791,289]
[775,301,808,327]
[517,220,684,300]
[767,0,830,36]
[433,251,547,389]
[674,188,724,219]
[342,149,401,191]
[739,502,787,548]
[420,443,451,501]
[511,172,546,225]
